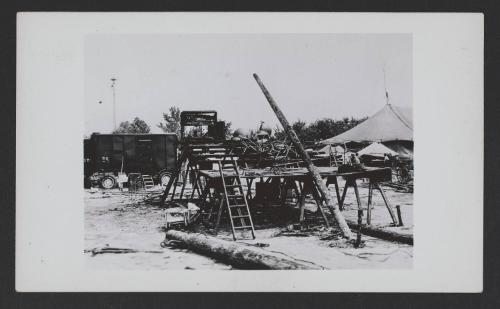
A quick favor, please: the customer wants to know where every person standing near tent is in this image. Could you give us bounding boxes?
[384,153,391,166]
[354,152,361,165]
[349,152,361,165]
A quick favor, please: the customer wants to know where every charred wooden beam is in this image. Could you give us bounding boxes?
[253,73,353,239]
[345,220,413,245]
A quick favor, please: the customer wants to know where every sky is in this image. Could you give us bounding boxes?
[84,33,412,135]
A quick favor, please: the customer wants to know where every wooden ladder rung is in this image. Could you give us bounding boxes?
[232,215,250,219]
[228,204,247,208]
[234,226,253,230]
[226,194,243,198]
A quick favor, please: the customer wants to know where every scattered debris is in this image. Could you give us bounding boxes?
[278,231,310,237]
[160,240,187,249]
[164,202,201,229]
[86,247,163,256]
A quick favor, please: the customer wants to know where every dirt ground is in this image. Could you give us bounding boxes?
[84,180,413,270]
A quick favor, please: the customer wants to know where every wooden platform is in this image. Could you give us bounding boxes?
[195,166,398,227]
[198,166,391,181]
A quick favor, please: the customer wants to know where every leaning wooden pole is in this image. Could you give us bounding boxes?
[253,73,353,240]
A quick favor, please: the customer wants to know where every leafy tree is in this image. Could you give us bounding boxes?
[158,106,181,137]
[274,116,368,143]
[158,106,233,139]
[224,121,233,139]
[113,117,151,134]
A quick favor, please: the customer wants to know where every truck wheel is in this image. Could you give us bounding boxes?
[159,172,172,186]
[100,176,116,189]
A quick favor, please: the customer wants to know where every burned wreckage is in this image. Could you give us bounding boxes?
[84,75,411,264]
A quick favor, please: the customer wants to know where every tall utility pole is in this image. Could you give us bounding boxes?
[111,77,117,131]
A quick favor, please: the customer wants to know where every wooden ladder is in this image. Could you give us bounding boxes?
[142,174,155,190]
[216,159,256,240]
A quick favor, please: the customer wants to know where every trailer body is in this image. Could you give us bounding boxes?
[84,133,177,188]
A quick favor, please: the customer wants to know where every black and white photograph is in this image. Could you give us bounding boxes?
[83,33,413,270]
[15,13,483,292]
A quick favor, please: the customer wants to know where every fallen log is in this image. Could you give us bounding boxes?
[164,230,325,269]
[345,220,413,245]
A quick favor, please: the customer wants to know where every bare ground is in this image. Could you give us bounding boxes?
[84,180,413,270]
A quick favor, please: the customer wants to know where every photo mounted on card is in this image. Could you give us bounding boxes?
[83,33,412,270]
[16,12,483,292]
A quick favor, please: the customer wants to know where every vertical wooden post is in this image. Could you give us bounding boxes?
[298,182,307,223]
[396,205,404,226]
[355,209,363,248]
[352,180,363,224]
[367,181,373,225]
[214,192,225,234]
[253,73,353,239]
[179,162,190,200]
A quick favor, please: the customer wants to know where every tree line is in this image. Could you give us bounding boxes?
[112,106,367,143]
[274,117,367,143]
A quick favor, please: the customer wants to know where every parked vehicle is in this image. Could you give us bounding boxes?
[84,133,178,189]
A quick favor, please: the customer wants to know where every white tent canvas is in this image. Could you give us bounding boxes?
[318,144,345,154]
[321,104,413,144]
[358,142,398,158]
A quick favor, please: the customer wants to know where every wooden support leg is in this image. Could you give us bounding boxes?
[245,178,254,200]
[396,205,404,226]
[159,151,187,207]
[199,182,211,215]
[190,167,201,201]
[214,195,225,234]
[170,175,179,202]
[332,177,343,210]
[194,169,203,198]
[179,163,190,201]
[298,181,308,223]
[355,209,363,248]
[293,181,304,207]
[280,178,288,206]
[197,175,206,197]
[375,182,398,225]
[352,180,363,215]
[367,181,373,225]
[207,186,221,221]
[311,183,330,228]
[291,180,301,207]
[340,179,350,209]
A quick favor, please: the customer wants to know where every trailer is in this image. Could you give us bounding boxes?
[84,133,178,189]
